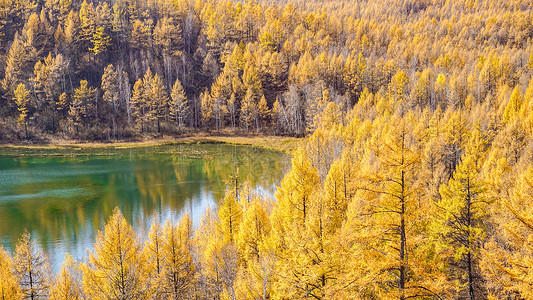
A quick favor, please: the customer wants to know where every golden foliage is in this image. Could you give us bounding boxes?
[82,207,149,299]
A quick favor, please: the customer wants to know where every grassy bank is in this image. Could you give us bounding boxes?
[0,135,303,154]
[194,136,302,153]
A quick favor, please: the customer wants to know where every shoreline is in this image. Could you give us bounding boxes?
[0,135,303,154]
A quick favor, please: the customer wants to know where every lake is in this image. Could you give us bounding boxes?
[0,143,290,272]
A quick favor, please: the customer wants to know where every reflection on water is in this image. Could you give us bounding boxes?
[0,144,290,272]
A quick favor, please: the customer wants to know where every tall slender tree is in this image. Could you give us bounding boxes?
[13,231,51,300]
[101,64,119,139]
[170,78,188,131]
[82,207,148,299]
[13,83,30,139]
[0,246,22,300]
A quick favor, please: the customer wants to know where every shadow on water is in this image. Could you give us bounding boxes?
[0,144,290,272]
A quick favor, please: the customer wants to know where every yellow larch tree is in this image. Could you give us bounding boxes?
[257,95,270,131]
[389,70,408,105]
[236,196,271,263]
[160,214,195,298]
[301,181,345,299]
[169,78,188,131]
[13,83,30,139]
[340,115,444,299]
[144,220,164,298]
[432,133,489,299]
[503,86,523,124]
[269,148,330,299]
[234,197,275,299]
[494,118,527,166]
[219,190,243,245]
[141,69,155,130]
[130,79,147,132]
[195,206,236,299]
[317,101,342,132]
[240,87,258,132]
[519,77,533,133]
[412,69,433,108]
[435,73,448,106]
[150,73,169,133]
[234,252,277,300]
[273,148,320,228]
[201,90,214,128]
[49,254,84,300]
[482,167,533,299]
[0,246,22,300]
[440,109,468,179]
[322,159,348,233]
[13,230,51,300]
[82,207,149,299]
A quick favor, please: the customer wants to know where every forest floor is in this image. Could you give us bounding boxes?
[0,133,303,153]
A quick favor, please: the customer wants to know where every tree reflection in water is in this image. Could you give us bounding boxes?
[0,143,289,272]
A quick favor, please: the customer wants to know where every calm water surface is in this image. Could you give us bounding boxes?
[0,143,290,272]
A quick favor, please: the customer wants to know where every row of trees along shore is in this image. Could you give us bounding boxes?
[1,0,533,141]
[3,85,533,298]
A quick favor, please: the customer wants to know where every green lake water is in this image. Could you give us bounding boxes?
[0,143,290,272]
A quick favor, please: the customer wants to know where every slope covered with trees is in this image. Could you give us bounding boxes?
[0,0,532,141]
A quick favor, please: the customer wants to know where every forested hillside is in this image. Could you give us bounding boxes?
[2,0,533,299]
[1,0,532,140]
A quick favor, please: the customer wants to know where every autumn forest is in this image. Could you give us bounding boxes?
[1,0,533,299]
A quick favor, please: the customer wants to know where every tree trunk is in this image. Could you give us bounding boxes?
[113,101,117,140]
[467,180,475,300]
[399,170,406,300]
[29,270,34,300]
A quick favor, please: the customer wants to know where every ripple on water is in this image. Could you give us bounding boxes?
[0,187,93,203]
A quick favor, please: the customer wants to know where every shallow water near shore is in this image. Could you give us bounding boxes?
[0,143,290,272]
